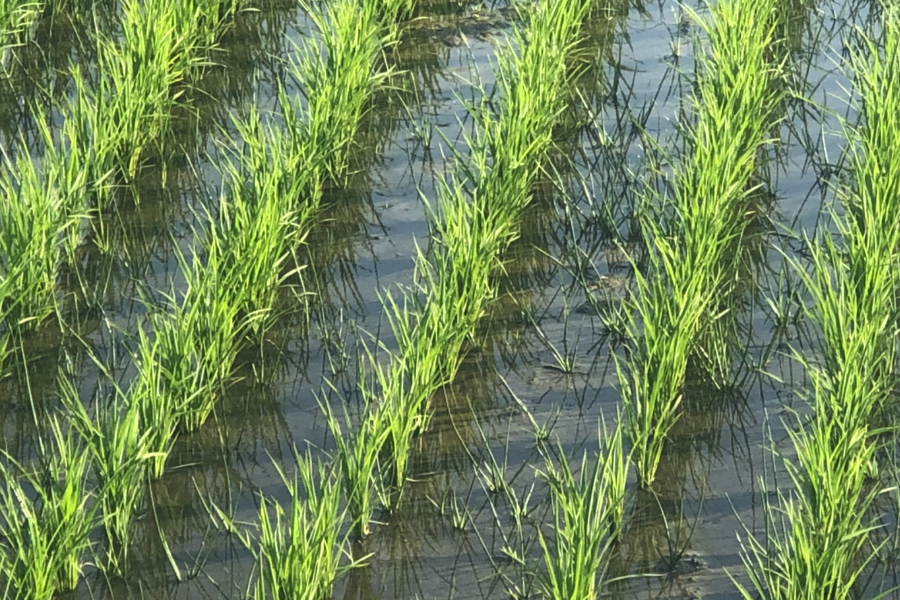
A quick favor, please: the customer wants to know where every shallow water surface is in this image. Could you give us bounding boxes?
[2,0,897,598]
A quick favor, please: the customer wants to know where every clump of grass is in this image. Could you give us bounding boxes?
[0,0,41,62]
[0,416,97,599]
[123,0,405,486]
[0,274,14,373]
[208,0,423,534]
[213,103,320,338]
[157,232,252,433]
[293,0,391,184]
[125,121,303,447]
[129,297,213,473]
[66,0,247,204]
[358,0,596,518]
[737,404,883,600]
[193,0,395,349]
[60,377,153,575]
[537,421,628,600]
[616,0,784,486]
[322,393,391,538]
[736,10,900,598]
[216,451,356,600]
[0,116,87,333]
[0,149,70,330]
[119,220,252,458]
[0,0,244,347]
[369,0,416,28]
[613,239,711,487]
[0,110,92,375]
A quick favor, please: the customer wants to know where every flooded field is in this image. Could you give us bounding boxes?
[2,0,900,598]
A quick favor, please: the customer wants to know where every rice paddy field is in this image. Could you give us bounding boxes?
[3,0,900,598]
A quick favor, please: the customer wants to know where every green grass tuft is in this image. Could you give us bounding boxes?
[616,0,785,487]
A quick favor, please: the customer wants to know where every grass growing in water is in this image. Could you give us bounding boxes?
[0,0,41,64]
[737,10,900,598]
[537,423,628,600]
[143,234,252,434]
[348,0,597,529]
[0,416,96,600]
[616,0,784,486]
[66,0,247,204]
[323,390,391,538]
[0,117,87,333]
[61,378,154,575]
[126,0,406,478]
[217,451,354,600]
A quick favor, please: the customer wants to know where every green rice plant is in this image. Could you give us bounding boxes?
[129,104,317,443]
[203,0,397,339]
[128,324,184,478]
[0,272,14,373]
[292,0,391,184]
[479,0,592,201]
[736,10,900,598]
[676,0,785,370]
[60,377,153,575]
[143,235,250,434]
[0,0,41,62]
[0,116,88,332]
[735,148,897,600]
[128,112,307,442]
[0,153,67,330]
[218,451,355,600]
[735,403,884,600]
[361,340,430,504]
[65,0,247,203]
[322,393,391,538]
[599,416,629,536]
[371,234,493,507]
[0,415,96,599]
[368,0,416,29]
[360,0,596,513]
[678,0,785,348]
[213,101,321,338]
[123,0,399,479]
[616,0,784,487]
[791,234,900,422]
[816,12,900,404]
[82,0,203,183]
[536,420,629,600]
[613,219,724,487]
[204,0,420,526]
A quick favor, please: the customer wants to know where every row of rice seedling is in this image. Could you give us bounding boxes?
[0,0,98,59]
[334,0,599,538]
[132,0,409,463]
[1,373,175,587]
[0,0,247,364]
[537,423,629,600]
[738,10,900,599]
[196,1,419,595]
[615,0,786,487]
[215,449,358,600]
[0,15,252,575]
[0,414,95,600]
[3,0,404,585]
[66,0,247,205]
[0,114,89,374]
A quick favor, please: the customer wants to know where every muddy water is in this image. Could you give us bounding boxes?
[2,0,898,598]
